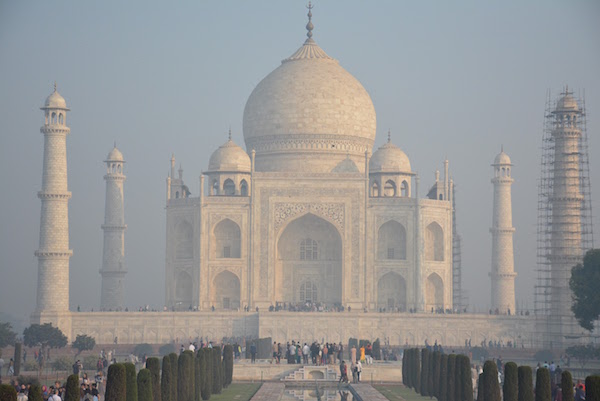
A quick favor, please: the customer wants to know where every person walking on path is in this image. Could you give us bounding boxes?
[338,360,348,383]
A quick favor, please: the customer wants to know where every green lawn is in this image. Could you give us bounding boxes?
[207,383,262,401]
[373,385,433,401]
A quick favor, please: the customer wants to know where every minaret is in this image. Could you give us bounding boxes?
[490,148,516,314]
[100,145,127,310]
[35,84,72,314]
[548,89,584,339]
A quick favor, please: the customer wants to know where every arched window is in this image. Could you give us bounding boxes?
[300,281,317,303]
[377,220,407,260]
[401,180,409,197]
[213,219,241,258]
[240,180,248,196]
[372,181,380,197]
[175,191,179,199]
[212,180,219,196]
[438,194,443,200]
[425,222,444,261]
[51,112,57,124]
[384,180,396,197]
[58,113,64,125]
[426,273,444,310]
[300,238,318,260]
[223,179,235,195]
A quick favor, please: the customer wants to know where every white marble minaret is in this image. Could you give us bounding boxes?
[35,85,72,313]
[490,148,516,314]
[100,145,127,310]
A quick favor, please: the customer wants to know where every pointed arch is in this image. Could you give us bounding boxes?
[401,180,409,197]
[212,218,241,258]
[377,220,407,260]
[384,180,396,197]
[425,273,444,310]
[371,181,380,197]
[223,178,235,195]
[211,270,240,310]
[240,179,248,196]
[175,270,193,306]
[377,272,407,310]
[175,220,193,259]
[425,222,444,261]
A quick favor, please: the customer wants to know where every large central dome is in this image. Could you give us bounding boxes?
[243,18,376,173]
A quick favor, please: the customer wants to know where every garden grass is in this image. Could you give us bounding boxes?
[374,384,434,401]
[206,383,262,401]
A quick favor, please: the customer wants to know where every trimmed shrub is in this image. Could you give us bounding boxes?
[447,354,456,401]
[178,351,194,401]
[439,353,448,401]
[222,345,233,388]
[134,344,154,359]
[65,374,80,401]
[125,362,139,401]
[169,353,178,401]
[203,349,213,400]
[402,349,407,386]
[459,355,474,401]
[535,368,551,401]
[138,368,153,401]
[106,363,127,401]
[211,348,222,395]
[28,384,43,401]
[194,356,201,401]
[432,351,441,398]
[160,344,176,356]
[0,384,17,401]
[161,356,172,401]
[414,348,421,392]
[146,357,161,401]
[455,355,464,401]
[503,362,518,401]
[517,366,534,401]
[428,350,435,397]
[13,343,21,376]
[421,348,430,396]
[477,373,484,401]
[483,360,501,401]
[372,339,381,360]
[585,375,600,401]
[561,371,574,401]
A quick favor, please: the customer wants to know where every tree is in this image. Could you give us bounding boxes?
[0,384,17,401]
[161,356,172,401]
[432,351,441,398]
[483,360,501,401]
[459,355,474,401]
[198,349,210,401]
[28,384,43,401]
[585,375,600,401]
[446,354,456,401]
[134,344,154,359]
[146,357,161,401]
[211,348,222,395]
[517,366,534,401]
[106,364,127,401]
[222,345,233,388]
[65,374,80,401]
[0,322,16,348]
[178,351,193,401]
[402,349,407,386]
[23,323,68,372]
[439,353,448,401]
[565,345,599,369]
[561,371,574,401]
[503,362,518,401]
[477,374,484,401]
[428,350,435,398]
[414,349,421,393]
[169,353,178,401]
[138,368,153,401]
[570,249,600,331]
[535,368,551,401]
[13,343,22,376]
[204,349,213,400]
[421,348,430,396]
[72,335,96,359]
[125,362,139,401]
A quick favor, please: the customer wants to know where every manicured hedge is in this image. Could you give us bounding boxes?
[535,368,551,401]
[517,366,533,401]
[483,360,500,401]
[439,353,448,401]
[503,362,518,401]
[222,345,233,388]
[146,357,161,401]
[561,371,574,401]
[585,375,600,401]
[125,362,139,401]
[138,369,153,401]
[106,363,127,401]
[161,356,172,401]
[65,374,80,401]
[421,348,430,396]
[169,353,178,401]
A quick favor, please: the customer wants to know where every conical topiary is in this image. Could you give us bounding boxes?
[106,363,127,401]
[483,360,501,401]
[446,354,456,401]
[561,371,574,401]
[161,356,172,401]
[125,362,139,401]
[517,366,533,401]
[138,368,153,401]
[503,362,518,401]
[64,374,80,401]
[146,357,161,401]
[421,348,430,396]
[439,353,448,401]
[169,353,178,401]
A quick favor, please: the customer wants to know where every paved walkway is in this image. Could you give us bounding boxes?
[351,383,391,401]
[249,382,285,400]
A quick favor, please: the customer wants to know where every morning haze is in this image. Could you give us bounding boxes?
[0,1,598,331]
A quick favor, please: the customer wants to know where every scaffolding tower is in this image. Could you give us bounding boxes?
[452,183,465,310]
[535,88,594,345]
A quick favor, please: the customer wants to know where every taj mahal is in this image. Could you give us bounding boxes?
[30,6,593,349]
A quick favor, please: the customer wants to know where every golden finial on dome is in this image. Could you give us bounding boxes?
[387,129,391,143]
[54,81,57,92]
[306,2,314,39]
[228,127,232,141]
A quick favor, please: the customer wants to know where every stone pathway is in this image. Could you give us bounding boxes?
[351,383,391,401]
[249,382,285,400]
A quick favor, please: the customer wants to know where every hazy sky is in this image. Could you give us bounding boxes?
[0,1,598,328]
